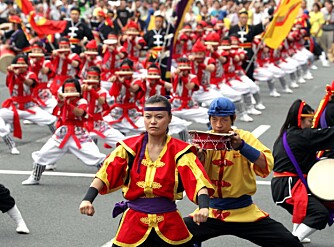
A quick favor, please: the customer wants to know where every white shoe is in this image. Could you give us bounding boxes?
[23,120,34,125]
[22,175,39,185]
[255,103,266,110]
[322,60,330,67]
[45,164,57,171]
[310,64,318,70]
[282,87,293,94]
[11,147,20,155]
[304,72,314,80]
[239,114,253,122]
[269,90,281,97]
[247,107,262,115]
[16,222,30,234]
[290,81,299,88]
[301,237,311,244]
[298,77,306,84]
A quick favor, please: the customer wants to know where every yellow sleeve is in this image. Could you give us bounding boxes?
[239,130,274,178]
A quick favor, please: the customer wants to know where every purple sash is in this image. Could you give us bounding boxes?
[282,132,308,189]
[320,107,328,128]
[112,197,177,218]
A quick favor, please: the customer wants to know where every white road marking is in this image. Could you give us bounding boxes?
[101,239,114,247]
[251,125,271,138]
[0,170,94,177]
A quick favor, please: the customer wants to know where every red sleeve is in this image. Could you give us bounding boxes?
[190,75,200,91]
[132,78,145,99]
[6,71,14,88]
[177,151,214,203]
[96,146,130,194]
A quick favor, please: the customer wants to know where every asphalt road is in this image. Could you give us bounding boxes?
[1,60,334,247]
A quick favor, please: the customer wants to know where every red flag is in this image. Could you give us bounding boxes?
[15,0,67,37]
[28,12,67,37]
[15,0,33,15]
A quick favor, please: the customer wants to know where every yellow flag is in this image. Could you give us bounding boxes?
[264,0,302,49]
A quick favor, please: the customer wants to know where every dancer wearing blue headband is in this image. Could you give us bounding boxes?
[184,97,303,247]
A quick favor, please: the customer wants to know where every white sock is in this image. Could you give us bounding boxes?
[7,204,25,226]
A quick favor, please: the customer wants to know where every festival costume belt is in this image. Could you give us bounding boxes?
[273,171,308,224]
[210,195,253,211]
[223,73,241,86]
[149,46,169,59]
[2,96,37,139]
[69,38,81,45]
[58,121,84,149]
[239,42,252,49]
[104,103,141,129]
[32,82,50,107]
[273,171,305,177]
[211,77,224,89]
[170,96,192,111]
[85,113,106,138]
[112,197,177,218]
[22,46,31,53]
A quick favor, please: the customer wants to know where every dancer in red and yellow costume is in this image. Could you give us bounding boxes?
[184,97,303,247]
[80,95,214,247]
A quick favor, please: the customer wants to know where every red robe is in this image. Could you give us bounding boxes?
[96,134,214,246]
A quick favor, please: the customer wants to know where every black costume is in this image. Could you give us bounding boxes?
[0,184,15,213]
[229,23,263,80]
[4,29,30,53]
[61,19,94,54]
[95,21,114,42]
[272,127,334,229]
[143,25,174,82]
[185,217,302,247]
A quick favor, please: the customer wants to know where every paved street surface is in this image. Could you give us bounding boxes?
[1,60,334,247]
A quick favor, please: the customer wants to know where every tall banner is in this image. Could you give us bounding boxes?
[166,0,194,79]
[264,0,302,49]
